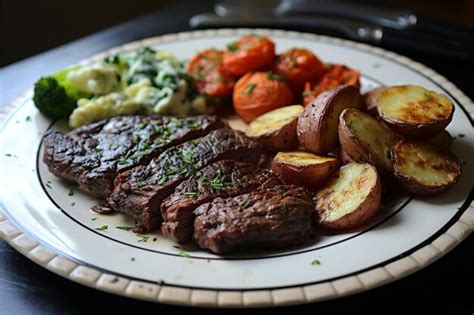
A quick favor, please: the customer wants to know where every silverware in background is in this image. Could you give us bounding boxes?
[189,0,474,61]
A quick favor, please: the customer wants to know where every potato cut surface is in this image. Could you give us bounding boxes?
[316,163,378,223]
[340,109,399,172]
[378,85,453,124]
[276,151,337,165]
[393,141,461,191]
[246,105,303,137]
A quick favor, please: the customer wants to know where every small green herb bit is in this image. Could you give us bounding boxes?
[184,191,198,198]
[227,42,239,52]
[458,134,465,138]
[179,250,191,258]
[95,225,108,231]
[242,83,257,95]
[68,189,74,196]
[311,259,321,266]
[281,204,289,214]
[137,235,150,243]
[116,226,133,231]
[25,115,31,122]
[91,217,97,221]
[70,202,76,207]
[267,71,286,82]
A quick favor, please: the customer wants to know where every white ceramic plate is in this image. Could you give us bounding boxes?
[0,29,473,307]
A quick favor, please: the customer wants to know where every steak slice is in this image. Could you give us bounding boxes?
[193,185,315,254]
[161,160,282,243]
[43,115,223,198]
[108,128,267,232]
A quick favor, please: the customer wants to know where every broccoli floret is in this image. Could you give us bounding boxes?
[33,67,89,119]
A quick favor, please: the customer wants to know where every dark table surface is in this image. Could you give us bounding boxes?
[0,1,473,313]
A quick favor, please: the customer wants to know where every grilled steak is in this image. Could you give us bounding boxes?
[193,185,315,254]
[161,160,282,243]
[108,128,267,232]
[43,115,223,198]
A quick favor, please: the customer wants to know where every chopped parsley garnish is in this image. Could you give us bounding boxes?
[181,150,193,164]
[178,250,191,258]
[267,71,286,82]
[157,176,168,185]
[203,171,233,191]
[153,237,157,242]
[91,218,97,221]
[281,204,289,214]
[242,83,257,95]
[184,191,198,198]
[25,116,31,122]
[241,199,254,209]
[45,181,52,189]
[68,190,74,196]
[94,147,103,153]
[458,134,465,138]
[137,235,149,243]
[71,202,76,207]
[116,226,133,231]
[227,42,239,52]
[95,225,108,231]
[311,259,321,266]
[5,153,12,157]
[135,181,147,188]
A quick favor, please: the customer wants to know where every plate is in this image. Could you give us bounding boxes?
[0,29,473,307]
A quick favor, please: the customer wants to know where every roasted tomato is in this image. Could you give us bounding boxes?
[187,49,235,98]
[303,64,360,105]
[273,48,325,92]
[233,71,294,122]
[222,36,276,77]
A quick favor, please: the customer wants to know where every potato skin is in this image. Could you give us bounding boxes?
[316,163,382,231]
[392,140,461,195]
[363,86,385,115]
[271,151,340,190]
[427,130,452,148]
[297,85,362,155]
[338,108,400,174]
[245,105,303,151]
[339,149,355,165]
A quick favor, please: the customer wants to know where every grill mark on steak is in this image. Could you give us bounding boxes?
[108,128,267,233]
[193,185,315,254]
[42,115,223,198]
[161,160,283,243]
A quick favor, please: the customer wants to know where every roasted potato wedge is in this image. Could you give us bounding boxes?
[315,163,382,230]
[392,140,461,195]
[271,151,340,189]
[245,105,303,151]
[427,130,452,148]
[371,85,454,139]
[297,85,362,154]
[338,108,400,174]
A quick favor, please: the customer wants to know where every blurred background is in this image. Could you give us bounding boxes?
[2,0,474,66]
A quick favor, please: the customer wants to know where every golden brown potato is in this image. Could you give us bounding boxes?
[315,163,382,230]
[372,85,454,139]
[297,85,362,154]
[392,140,461,195]
[245,105,303,151]
[338,108,400,174]
[427,130,452,148]
[271,151,340,189]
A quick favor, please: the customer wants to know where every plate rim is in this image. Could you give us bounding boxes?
[0,28,473,308]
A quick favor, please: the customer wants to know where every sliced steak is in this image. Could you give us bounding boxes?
[193,185,315,254]
[108,128,267,232]
[161,160,282,243]
[43,115,223,198]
